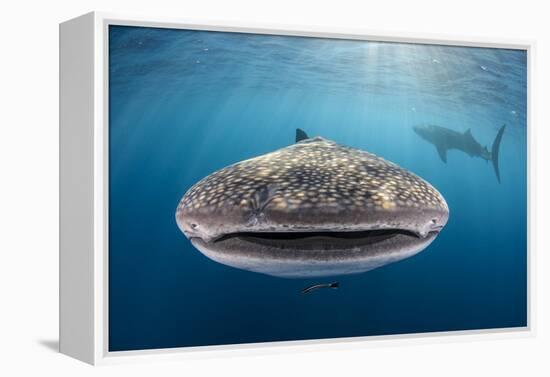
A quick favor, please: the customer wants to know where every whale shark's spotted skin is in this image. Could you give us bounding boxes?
[178,137,446,229]
[176,136,449,278]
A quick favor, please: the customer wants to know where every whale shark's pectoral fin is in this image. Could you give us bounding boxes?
[296,128,310,143]
[436,145,447,163]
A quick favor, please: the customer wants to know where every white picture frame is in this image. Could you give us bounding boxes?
[59,11,535,365]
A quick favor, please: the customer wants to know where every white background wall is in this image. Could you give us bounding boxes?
[1,0,548,375]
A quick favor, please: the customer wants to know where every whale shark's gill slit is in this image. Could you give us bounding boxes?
[214,229,423,250]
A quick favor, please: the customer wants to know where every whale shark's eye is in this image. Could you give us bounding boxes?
[191,223,198,229]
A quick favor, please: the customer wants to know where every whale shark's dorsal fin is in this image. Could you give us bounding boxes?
[436,145,448,163]
[464,128,473,138]
[296,128,310,143]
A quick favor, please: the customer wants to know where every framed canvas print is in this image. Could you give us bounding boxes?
[59,12,533,365]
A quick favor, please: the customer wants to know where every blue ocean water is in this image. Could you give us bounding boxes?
[108,25,527,351]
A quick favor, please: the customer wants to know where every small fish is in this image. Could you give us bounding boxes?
[301,282,339,294]
[480,65,488,71]
[432,58,440,64]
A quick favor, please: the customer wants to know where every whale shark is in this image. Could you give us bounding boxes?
[413,124,506,183]
[176,130,449,278]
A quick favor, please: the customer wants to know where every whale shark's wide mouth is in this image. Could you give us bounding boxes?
[192,228,440,254]
[189,228,440,278]
[211,229,429,251]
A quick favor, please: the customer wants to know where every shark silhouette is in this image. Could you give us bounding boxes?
[413,125,506,183]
